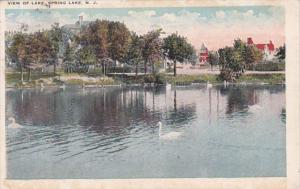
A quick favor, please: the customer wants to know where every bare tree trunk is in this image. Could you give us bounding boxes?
[135,64,138,78]
[20,66,24,83]
[173,60,177,76]
[152,60,155,75]
[144,61,147,76]
[54,63,56,76]
[27,68,31,82]
[102,63,105,75]
[113,60,117,73]
[174,89,177,112]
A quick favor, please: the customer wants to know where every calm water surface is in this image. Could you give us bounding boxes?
[6,85,286,179]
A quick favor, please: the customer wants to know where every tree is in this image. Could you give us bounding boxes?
[142,29,164,75]
[7,33,27,82]
[163,33,196,76]
[218,39,263,82]
[207,51,219,70]
[126,33,144,77]
[108,21,131,73]
[79,20,110,75]
[218,46,244,82]
[26,31,54,81]
[275,44,285,61]
[63,42,76,73]
[76,46,97,72]
[48,22,63,75]
[233,39,262,69]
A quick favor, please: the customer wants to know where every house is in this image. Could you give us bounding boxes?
[62,15,90,34]
[247,37,275,61]
[198,43,209,64]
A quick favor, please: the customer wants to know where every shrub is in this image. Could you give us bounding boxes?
[106,66,132,73]
[248,62,285,71]
[143,74,166,84]
[220,68,241,82]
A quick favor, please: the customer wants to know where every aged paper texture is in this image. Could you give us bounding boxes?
[0,0,299,189]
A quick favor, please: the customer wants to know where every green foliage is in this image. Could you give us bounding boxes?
[143,73,166,84]
[249,63,285,71]
[275,44,285,61]
[165,74,219,85]
[63,42,76,73]
[218,39,263,82]
[76,46,97,66]
[6,33,27,69]
[48,23,63,73]
[142,29,164,74]
[80,20,109,61]
[106,66,132,73]
[163,33,196,76]
[237,74,285,84]
[108,21,131,63]
[126,33,144,76]
[79,20,131,74]
[207,52,219,67]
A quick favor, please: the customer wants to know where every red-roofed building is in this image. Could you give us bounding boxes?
[199,43,209,64]
[247,37,275,61]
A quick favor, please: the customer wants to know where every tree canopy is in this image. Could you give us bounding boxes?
[163,33,196,76]
[275,44,285,61]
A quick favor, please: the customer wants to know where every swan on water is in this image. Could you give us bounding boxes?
[206,82,212,89]
[7,117,22,129]
[40,82,44,88]
[158,122,182,140]
[248,104,263,112]
[166,83,172,91]
[60,83,66,89]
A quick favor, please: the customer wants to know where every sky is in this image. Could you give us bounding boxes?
[6,6,285,50]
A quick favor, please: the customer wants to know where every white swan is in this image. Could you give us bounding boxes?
[166,83,172,91]
[206,82,212,89]
[60,83,66,89]
[158,122,182,140]
[7,117,22,129]
[248,104,263,113]
[40,82,44,88]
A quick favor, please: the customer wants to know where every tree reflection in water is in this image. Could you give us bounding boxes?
[7,86,197,136]
[219,85,284,115]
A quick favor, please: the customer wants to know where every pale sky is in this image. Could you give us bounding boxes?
[6,6,285,50]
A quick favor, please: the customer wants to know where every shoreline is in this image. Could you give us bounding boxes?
[5,72,285,89]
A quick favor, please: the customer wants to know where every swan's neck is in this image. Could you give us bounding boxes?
[9,119,15,125]
[159,125,162,137]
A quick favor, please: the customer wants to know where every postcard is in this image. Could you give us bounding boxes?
[0,0,299,189]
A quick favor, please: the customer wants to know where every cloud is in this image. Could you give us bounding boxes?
[128,10,156,17]
[243,10,254,17]
[6,7,285,50]
[161,13,177,22]
[216,11,225,19]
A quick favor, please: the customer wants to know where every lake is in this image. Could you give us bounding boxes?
[5,85,286,179]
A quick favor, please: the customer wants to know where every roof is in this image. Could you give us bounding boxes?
[62,21,91,31]
[255,43,275,51]
[247,37,275,51]
[255,44,265,50]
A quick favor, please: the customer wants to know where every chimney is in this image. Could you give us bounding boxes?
[79,15,83,26]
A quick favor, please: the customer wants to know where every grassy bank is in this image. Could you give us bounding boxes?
[236,74,285,85]
[6,71,285,88]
